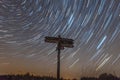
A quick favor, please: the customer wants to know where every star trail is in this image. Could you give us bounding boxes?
[0,0,120,79]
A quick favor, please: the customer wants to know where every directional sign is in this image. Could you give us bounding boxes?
[45,36,59,43]
[61,39,73,44]
[62,38,74,42]
[45,36,74,48]
[45,36,74,44]
[61,43,74,48]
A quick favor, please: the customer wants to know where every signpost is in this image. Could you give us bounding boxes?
[45,35,74,80]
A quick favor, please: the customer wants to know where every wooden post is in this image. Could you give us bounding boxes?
[57,43,60,80]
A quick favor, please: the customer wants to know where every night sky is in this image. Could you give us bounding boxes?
[0,0,120,79]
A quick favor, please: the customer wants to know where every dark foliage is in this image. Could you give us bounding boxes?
[0,73,62,80]
[81,73,120,80]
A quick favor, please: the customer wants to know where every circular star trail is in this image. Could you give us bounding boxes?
[0,0,120,78]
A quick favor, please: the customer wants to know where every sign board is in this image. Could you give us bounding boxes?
[61,39,73,44]
[61,43,74,48]
[45,36,74,48]
[45,36,59,43]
